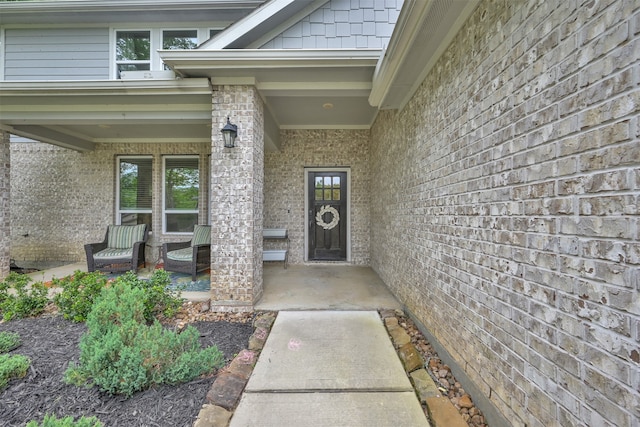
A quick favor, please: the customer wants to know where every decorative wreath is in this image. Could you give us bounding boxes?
[315,205,340,230]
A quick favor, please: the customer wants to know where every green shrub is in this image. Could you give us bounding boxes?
[116,270,183,322]
[0,331,21,353]
[64,280,223,396]
[26,414,103,427]
[53,271,110,322]
[0,272,49,321]
[0,353,30,389]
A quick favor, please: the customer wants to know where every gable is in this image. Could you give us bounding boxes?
[259,0,403,49]
[201,0,403,50]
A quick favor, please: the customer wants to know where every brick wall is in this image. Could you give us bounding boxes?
[264,129,371,265]
[10,141,210,265]
[210,85,264,310]
[0,131,9,279]
[370,0,640,426]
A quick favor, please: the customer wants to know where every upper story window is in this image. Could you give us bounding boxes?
[163,30,198,50]
[115,31,151,78]
[113,28,219,79]
[162,30,197,70]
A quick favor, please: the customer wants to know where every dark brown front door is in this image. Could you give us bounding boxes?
[308,171,347,261]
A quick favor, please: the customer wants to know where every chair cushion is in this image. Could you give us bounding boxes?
[192,225,211,246]
[107,224,146,249]
[94,248,133,260]
[166,247,193,262]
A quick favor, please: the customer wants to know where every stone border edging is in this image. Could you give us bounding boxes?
[193,311,277,427]
[380,309,482,427]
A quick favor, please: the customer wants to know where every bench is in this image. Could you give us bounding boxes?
[263,228,289,269]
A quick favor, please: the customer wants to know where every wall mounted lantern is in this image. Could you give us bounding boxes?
[221,117,238,148]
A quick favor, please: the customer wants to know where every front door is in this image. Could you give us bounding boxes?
[308,171,347,261]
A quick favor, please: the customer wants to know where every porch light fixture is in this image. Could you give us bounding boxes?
[221,117,238,148]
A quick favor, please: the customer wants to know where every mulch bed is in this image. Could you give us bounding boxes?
[0,314,254,427]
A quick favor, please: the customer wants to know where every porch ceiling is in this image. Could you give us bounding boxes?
[0,80,213,152]
[160,48,381,130]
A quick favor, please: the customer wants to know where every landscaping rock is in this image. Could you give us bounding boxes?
[410,368,441,402]
[389,326,411,348]
[384,316,399,329]
[253,312,276,330]
[458,394,474,409]
[206,373,246,410]
[193,404,232,427]
[248,327,268,350]
[398,342,423,373]
[426,396,469,427]
[225,349,256,380]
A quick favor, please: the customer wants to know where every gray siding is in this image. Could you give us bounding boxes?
[4,28,110,80]
[260,0,402,49]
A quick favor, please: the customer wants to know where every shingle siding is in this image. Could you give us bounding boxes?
[260,0,402,49]
[370,0,640,426]
[4,28,110,80]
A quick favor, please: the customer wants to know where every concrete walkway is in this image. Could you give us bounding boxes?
[230,311,431,426]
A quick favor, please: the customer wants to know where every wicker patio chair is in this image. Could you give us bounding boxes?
[162,225,211,280]
[85,224,149,273]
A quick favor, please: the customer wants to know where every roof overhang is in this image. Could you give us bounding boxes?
[0,0,262,25]
[160,49,381,131]
[0,79,213,152]
[0,0,481,151]
[369,0,480,110]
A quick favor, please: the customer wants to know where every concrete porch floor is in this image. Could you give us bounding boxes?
[258,264,402,311]
[25,262,402,311]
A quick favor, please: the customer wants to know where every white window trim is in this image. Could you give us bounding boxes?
[162,155,200,235]
[116,155,153,226]
[112,29,153,80]
[0,28,5,81]
[110,27,223,79]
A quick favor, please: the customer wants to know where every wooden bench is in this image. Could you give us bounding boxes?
[263,228,289,268]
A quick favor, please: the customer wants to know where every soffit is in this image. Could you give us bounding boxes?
[369,0,480,110]
[161,48,380,130]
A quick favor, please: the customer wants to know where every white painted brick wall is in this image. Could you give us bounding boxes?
[370,0,640,425]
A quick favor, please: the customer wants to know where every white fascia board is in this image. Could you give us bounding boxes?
[369,0,480,110]
[369,0,433,108]
[0,0,261,13]
[200,0,298,49]
[161,49,381,70]
[0,79,211,97]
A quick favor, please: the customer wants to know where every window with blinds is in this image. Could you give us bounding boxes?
[117,156,153,229]
[163,156,199,233]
